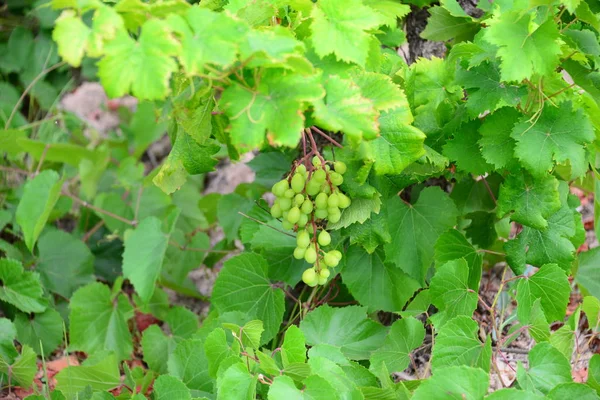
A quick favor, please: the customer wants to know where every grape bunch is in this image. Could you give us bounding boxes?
[270,156,350,287]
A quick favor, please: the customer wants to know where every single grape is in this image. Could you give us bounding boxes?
[321,183,331,194]
[318,276,328,285]
[306,179,321,196]
[297,230,310,248]
[319,268,331,278]
[318,230,331,246]
[279,197,292,211]
[314,209,328,219]
[301,199,313,214]
[293,247,306,260]
[291,173,305,193]
[334,161,347,175]
[324,251,340,267]
[330,172,343,186]
[312,156,322,166]
[305,247,317,264]
[327,206,339,215]
[294,193,304,205]
[270,203,282,218]
[302,268,317,286]
[325,165,330,171]
[287,206,300,224]
[296,164,307,175]
[315,193,328,209]
[330,250,342,261]
[284,188,295,198]
[328,210,341,223]
[282,220,294,230]
[327,193,339,208]
[298,213,308,227]
[272,180,289,197]
[313,169,326,183]
[338,193,351,209]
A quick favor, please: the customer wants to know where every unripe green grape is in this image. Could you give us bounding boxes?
[306,179,321,196]
[279,197,292,211]
[272,180,289,197]
[294,194,305,205]
[298,213,309,227]
[305,247,317,264]
[284,189,295,198]
[282,211,288,220]
[328,210,341,223]
[302,268,317,286]
[318,230,331,246]
[314,209,328,219]
[330,172,343,186]
[312,156,322,166]
[334,161,347,175]
[270,203,282,218]
[287,206,300,224]
[296,164,307,176]
[313,169,326,183]
[325,165,330,171]
[291,173,305,193]
[318,276,328,285]
[319,268,331,278]
[327,193,339,208]
[327,206,339,215]
[297,230,310,248]
[282,220,294,230]
[338,193,351,209]
[315,193,328,209]
[321,183,331,194]
[293,247,306,260]
[301,199,313,214]
[324,251,340,267]
[330,250,342,261]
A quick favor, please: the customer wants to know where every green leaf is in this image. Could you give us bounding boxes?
[16,170,62,251]
[268,375,338,400]
[342,246,420,312]
[432,316,491,372]
[153,375,192,400]
[434,229,482,291]
[385,187,459,283]
[0,318,18,363]
[516,264,570,323]
[588,354,600,395]
[516,342,571,394]
[122,217,170,304]
[353,71,408,111]
[216,362,256,399]
[406,57,462,116]
[204,328,240,379]
[310,0,382,66]
[497,171,561,230]
[307,356,362,399]
[421,6,478,42]
[221,69,324,147]
[365,107,426,175]
[93,192,134,234]
[327,195,382,230]
[484,12,561,81]
[166,306,199,340]
[344,211,391,253]
[14,308,63,357]
[312,75,378,140]
[547,383,600,400]
[478,107,520,169]
[247,152,293,188]
[412,366,489,399]
[163,231,210,285]
[511,102,595,179]
[168,338,213,394]
[369,317,425,373]
[281,325,306,367]
[443,120,491,175]
[550,309,580,359]
[430,259,478,327]
[142,325,175,374]
[299,305,387,360]
[167,7,247,75]
[517,297,550,342]
[98,19,180,100]
[55,353,121,397]
[212,253,285,344]
[69,282,133,360]
[485,389,545,399]
[37,230,95,298]
[364,0,410,27]
[582,296,600,332]
[0,345,37,389]
[576,247,600,299]
[52,10,89,67]
[0,258,47,313]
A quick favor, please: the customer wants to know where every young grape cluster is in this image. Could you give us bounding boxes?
[270,156,350,287]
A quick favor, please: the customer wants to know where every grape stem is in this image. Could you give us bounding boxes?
[311,126,343,148]
[311,216,321,271]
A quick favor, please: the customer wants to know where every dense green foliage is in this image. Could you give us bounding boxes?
[1,0,600,398]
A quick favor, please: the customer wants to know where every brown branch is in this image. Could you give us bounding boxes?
[311,126,343,148]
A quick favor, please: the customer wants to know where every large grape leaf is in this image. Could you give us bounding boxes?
[0,259,47,314]
[484,12,561,81]
[0,345,36,389]
[478,107,520,169]
[55,354,123,398]
[443,119,492,175]
[168,338,212,394]
[310,0,382,67]
[300,305,387,360]
[344,211,391,253]
[516,343,571,394]
[384,187,459,283]
[421,6,479,42]
[577,247,600,299]
[14,308,63,357]
[517,264,570,323]
[342,246,421,312]
[353,71,408,111]
[369,317,425,373]
[412,366,489,400]
[432,316,491,372]
[268,375,337,399]
[154,375,192,400]
[434,229,482,291]
[364,0,410,27]
[511,102,594,179]
[142,325,175,374]
[430,259,478,327]
[98,19,180,100]
[221,69,324,147]
[69,282,134,360]
[497,171,561,230]
[211,253,285,343]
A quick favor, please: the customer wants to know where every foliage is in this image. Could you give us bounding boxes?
[0,0,599,398]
